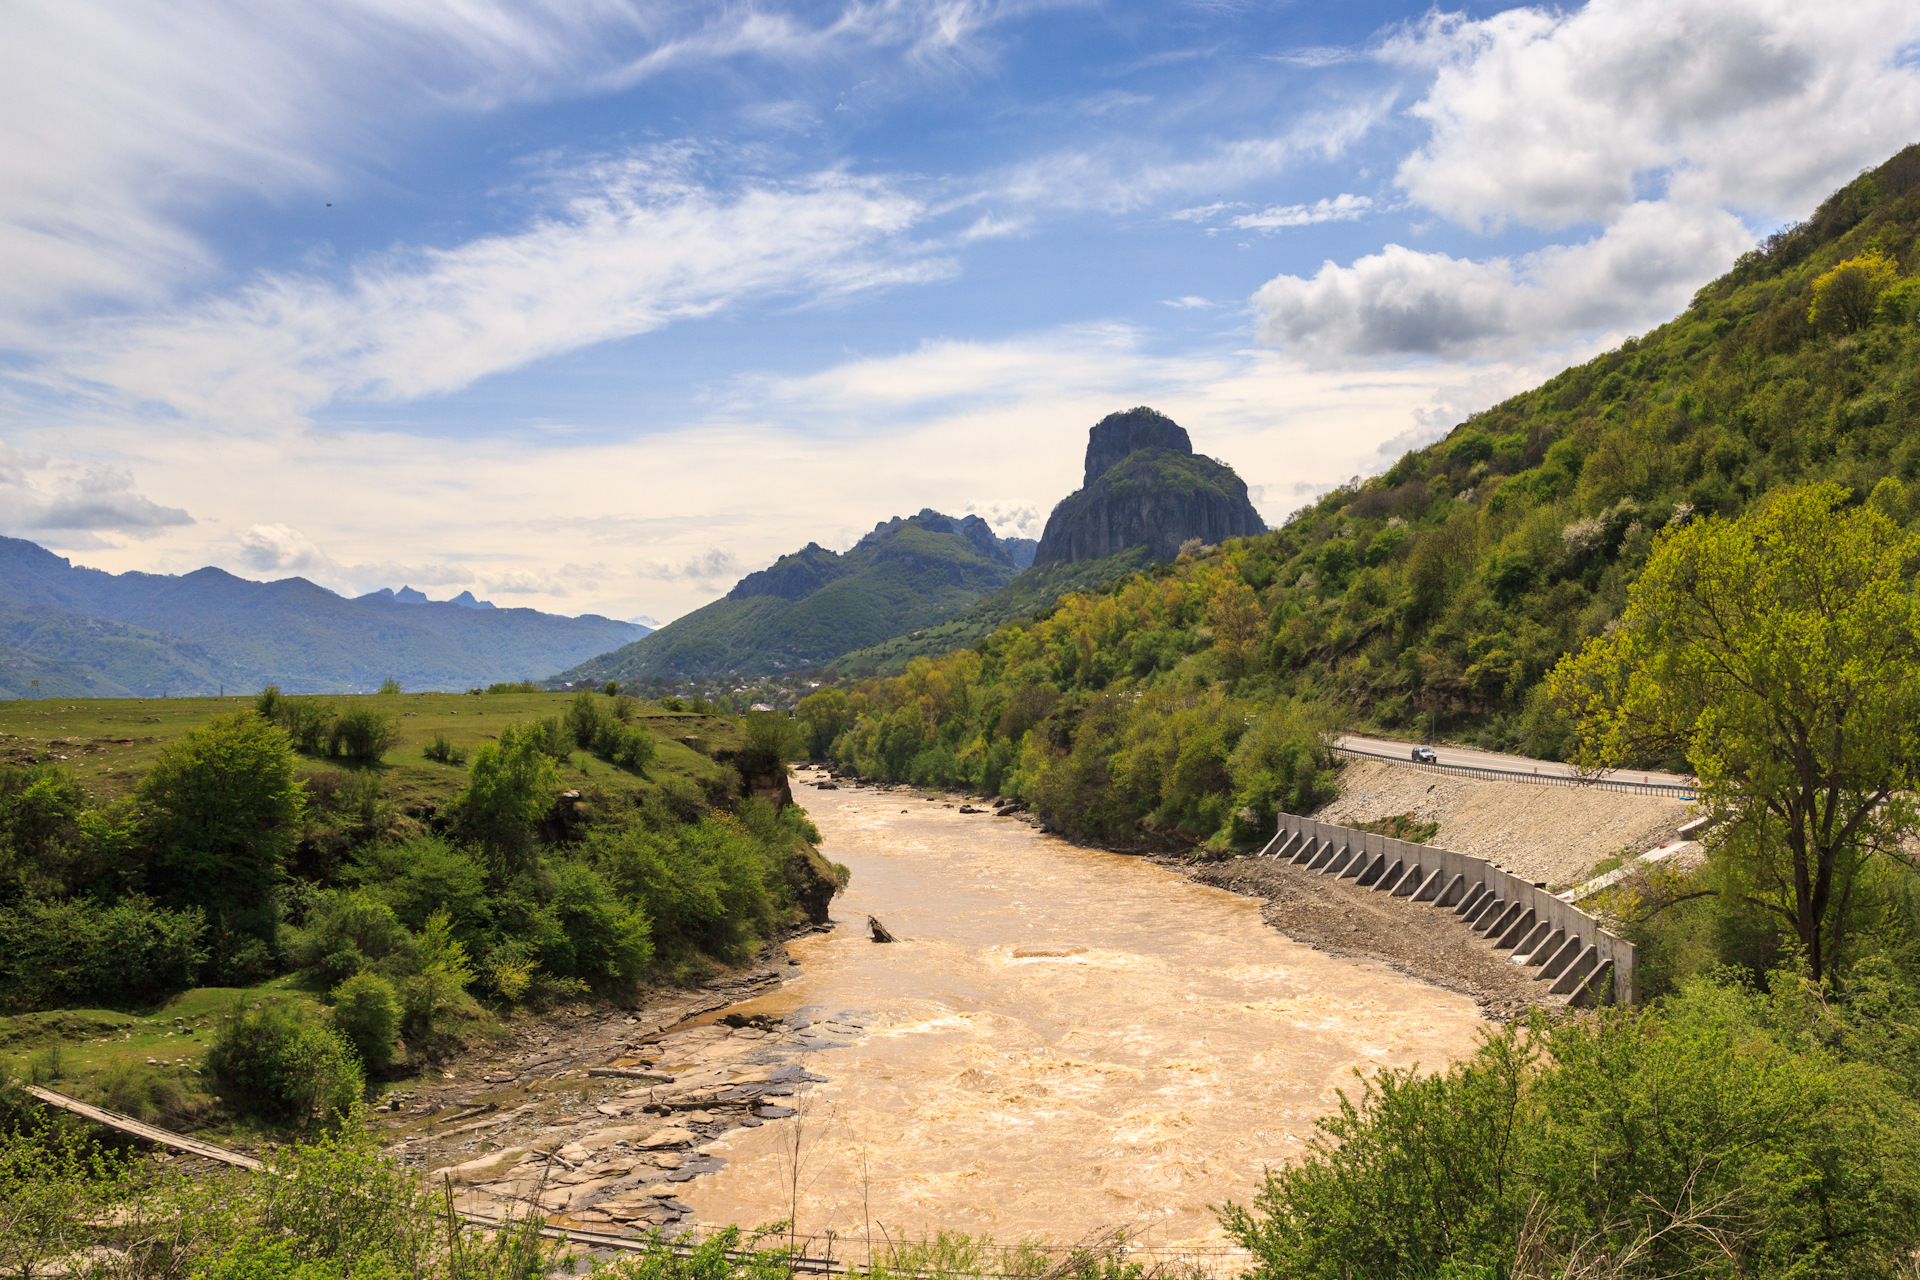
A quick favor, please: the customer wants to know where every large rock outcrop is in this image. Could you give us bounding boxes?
[1033,408,1266,566]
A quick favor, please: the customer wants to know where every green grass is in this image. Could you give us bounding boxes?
[0,691,746,809]
[0,978,321,1129]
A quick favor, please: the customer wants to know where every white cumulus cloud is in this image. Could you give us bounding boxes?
[1385,0,1920,230]
[1253,0,1920,363]
[1256,199,1753,360]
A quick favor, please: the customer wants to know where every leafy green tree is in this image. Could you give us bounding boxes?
[329,972,401,1073]
[1807,251,1898,333]
[565,691,602,748]
[1547,485,1920,980]
[456,722,560,875]
[376,677,401,696]
[795,688,853,759]
[289,890,416,987]
[138,712,304,948]
[402,909,474,1039]
[738,710,802,779]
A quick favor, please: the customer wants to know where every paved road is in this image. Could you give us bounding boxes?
[1337,732,1694,788]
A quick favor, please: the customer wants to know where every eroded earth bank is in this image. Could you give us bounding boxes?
[413,772,1485,1251]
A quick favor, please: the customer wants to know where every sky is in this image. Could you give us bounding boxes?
[3,0,1919,625]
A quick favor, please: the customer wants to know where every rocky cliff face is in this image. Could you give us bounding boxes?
[1033,408,1266,566]
[1081,407,1192,486]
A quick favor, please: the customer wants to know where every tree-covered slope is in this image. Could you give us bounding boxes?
[813,142,1920,847]
[828,546,1153,675]
[553,510,1032,684]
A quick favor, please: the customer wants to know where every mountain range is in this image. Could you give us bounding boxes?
[556,409,1267,683]
[0,538,647,697]
[552,510,1036,685]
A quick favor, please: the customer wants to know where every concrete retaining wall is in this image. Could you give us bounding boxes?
[1262,812,1635,1006]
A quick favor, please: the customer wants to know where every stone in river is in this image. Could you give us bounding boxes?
[755,1105,796,1119]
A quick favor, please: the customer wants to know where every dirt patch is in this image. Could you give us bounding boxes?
[1316,759,1693,887]
[1186,856,1559,1021]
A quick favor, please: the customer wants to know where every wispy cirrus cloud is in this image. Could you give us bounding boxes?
[1233,193,1373,230]
[45,156,944,431]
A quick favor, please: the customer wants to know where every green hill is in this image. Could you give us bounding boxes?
[829,548,1152,674]
[552,510,1034,684]
[818,141,1920,842]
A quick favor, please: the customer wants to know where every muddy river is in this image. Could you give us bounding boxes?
[679,775,1486,1248]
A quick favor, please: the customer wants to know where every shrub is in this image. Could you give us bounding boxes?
[521,716,570,761]
[0,894,207,1012]
[739,711,802,777]
[421,732,466,766]
[1221,978,1920,1279]
[565,692,601,748]
[485,682,536,695]
[288,891,415,988]
[352,837,488,932]
[98,1062,190,1124]
[26,1042,67,1084]
[207,999,363,1126]
[660,697,686,712]
[1808,251,1898,333]
[591,720,656,774]
[141,714,305,947]
[402,910,475,1041]
[330,972,401,1073]
[376,678,401,696]
[277,699,338,755]
[455,724,560,873]
[602,681,619,696]
[329,708,397,764]
[254,685,284,721]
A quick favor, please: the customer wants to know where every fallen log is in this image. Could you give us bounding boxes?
[867,915,896,943]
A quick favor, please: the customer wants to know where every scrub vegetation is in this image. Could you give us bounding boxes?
[0,688,839,1132]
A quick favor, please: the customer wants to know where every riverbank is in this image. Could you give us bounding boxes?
[365,769,1504,1250]
[1185,856,1548,1020]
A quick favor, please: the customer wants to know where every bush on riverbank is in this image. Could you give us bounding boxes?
[1221,968,1920,1279]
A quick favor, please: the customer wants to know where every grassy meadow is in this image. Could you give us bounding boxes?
[0,690,745,809]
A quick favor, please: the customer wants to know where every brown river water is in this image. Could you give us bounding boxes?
[679,775,1486,1249]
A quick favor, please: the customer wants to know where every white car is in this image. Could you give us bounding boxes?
[1411,746,1437,763]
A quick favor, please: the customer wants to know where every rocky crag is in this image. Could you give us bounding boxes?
[1033,407,1266,565]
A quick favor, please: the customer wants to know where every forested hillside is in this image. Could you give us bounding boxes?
[558,510,1033,684]
[812,142,1920,847]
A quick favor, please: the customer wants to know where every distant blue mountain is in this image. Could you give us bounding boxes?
[0,537,648,696]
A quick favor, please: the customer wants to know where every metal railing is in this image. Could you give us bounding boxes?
[1334,745,1696,799]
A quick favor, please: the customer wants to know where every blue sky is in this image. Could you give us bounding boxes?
[4,0,1919,623]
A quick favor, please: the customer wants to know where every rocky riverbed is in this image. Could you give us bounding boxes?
[370,963,855,1238]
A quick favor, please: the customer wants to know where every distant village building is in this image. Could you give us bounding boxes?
[749,702,775,713]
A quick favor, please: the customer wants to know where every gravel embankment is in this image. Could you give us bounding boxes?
[1188,857,1553,1020]
[1314,759,1693,888]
